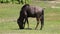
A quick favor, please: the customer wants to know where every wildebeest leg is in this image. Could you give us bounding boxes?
[35,17,40,30]
[23,17,29,29]
[40,15,44,30]
[23,18,26,28]
[26,18,29,29]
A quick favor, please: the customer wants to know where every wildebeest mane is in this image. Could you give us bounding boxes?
[21,4,30,9]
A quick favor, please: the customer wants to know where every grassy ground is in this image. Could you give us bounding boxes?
[0,1,60,34]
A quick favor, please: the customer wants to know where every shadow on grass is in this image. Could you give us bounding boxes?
[11,28,41,30]
[11,28,34,30]
[24,28,32,30]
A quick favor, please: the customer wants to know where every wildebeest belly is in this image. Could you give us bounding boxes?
[27,14,36,17]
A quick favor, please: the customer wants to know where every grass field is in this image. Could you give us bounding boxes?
[0,1,60,34]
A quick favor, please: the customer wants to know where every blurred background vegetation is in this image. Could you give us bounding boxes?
[0,0,60,4]
[0,0,30,4]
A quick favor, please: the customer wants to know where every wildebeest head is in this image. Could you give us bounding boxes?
[17,18,24,29]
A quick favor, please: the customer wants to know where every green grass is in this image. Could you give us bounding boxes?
[0,2,60,34]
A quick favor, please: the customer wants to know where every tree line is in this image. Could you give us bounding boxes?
[0,0,56,4]
[0,0,29,4]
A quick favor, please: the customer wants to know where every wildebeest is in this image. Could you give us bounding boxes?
[17,4,44,30]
